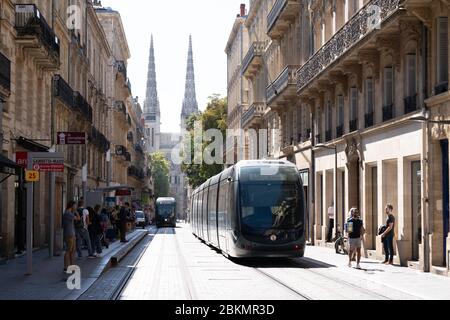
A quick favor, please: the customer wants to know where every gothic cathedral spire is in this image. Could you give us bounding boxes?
[181,35,198,130]
[144,35,160,152]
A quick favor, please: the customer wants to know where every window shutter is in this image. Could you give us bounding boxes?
[407,54,417,97]
[438,17,449,83]
[384,67,393,106]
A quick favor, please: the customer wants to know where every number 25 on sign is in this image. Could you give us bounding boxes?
[25,170,40,182]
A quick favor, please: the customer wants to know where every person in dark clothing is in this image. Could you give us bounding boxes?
[346,208,365,269]
[119,202,131,242]
[380,204,396,265]
[88,206,103,254]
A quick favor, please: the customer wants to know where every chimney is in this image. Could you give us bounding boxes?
[240,4,246,17]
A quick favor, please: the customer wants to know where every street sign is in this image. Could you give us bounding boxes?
[116,189,131,196]
[57,132,86,145]
[30,153,65,173]
[25,170,40,182]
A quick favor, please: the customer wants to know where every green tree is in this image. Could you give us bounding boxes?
[149,152,170,199]
[181,95,227,188]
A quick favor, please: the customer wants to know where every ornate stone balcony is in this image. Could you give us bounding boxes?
[241,102,266,129]
[54,75,74,108]
[15,4,60,69]
[242,42,265,79]
[297,0,401,93]
[0,52,11,97]
[266,65,299,105]
[267,0,300,39]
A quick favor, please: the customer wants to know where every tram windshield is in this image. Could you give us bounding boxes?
[158,203,175,217]
[239,166,303,231]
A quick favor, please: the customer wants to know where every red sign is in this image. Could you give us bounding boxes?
[32,158,64,172]
[116,189,132,196]
[16,152,28,168]
[57,132,86,145]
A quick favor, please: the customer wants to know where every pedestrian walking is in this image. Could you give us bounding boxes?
[100,208,110,249]
[63,201,79,272]
[119,202,132,243]
[75,200,96,258]
[327,202,334,242]
[380,203,396,265]
[89,205,103,255]
[346,208,365,269]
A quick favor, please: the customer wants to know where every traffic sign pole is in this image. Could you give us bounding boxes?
[26,153,33,276]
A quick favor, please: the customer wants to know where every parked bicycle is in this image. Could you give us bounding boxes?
[333,225,348,255]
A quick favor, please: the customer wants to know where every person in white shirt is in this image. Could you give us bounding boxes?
[327,202,334,242]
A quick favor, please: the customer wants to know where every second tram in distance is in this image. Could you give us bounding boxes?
[190,160,306,258]
[155,197,177,228]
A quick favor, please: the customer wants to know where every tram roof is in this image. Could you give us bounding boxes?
[234,159,295,168]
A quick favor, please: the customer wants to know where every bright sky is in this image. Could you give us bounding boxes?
[101,0,248,133]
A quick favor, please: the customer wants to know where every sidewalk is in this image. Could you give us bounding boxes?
[0,228,149,300]
[303,245,450,300]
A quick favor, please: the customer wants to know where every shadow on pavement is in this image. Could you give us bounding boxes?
[232,257,336,269]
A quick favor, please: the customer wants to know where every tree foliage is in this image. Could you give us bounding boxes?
[149,152,170,199]
[181,95,227,188]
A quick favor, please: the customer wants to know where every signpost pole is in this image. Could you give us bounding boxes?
[26,153,33,275]
[49,171,55,258]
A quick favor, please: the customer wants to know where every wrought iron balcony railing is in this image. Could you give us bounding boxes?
[315,134,322,145]
[15,4,60,57]
[296,0,401,93]
[90,126,110,153]
[74,92,93,123]
[127,131,134,142]
[404,94,418,114]
[128,165,145,180]
[0,52,11,92]
[383,104,394,122]
[365,112,374,128]
[241,102,265,128]
[349,119,358,132]
[54,75,74,108]
[135,144,144,155]
[266,65,298,104]
[267,0,300,38]
[242,41,265,77]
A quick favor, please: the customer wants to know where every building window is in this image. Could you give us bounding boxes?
[365,78,374,127]
[437,17,449,92]
[350,87,358,132]
[337,95,344,137]
[405,53,418,114]
[382,67,394,124]
[326,100,332,141]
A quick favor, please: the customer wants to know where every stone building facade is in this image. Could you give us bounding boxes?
[227,0,450,276]
[0,1,150,260]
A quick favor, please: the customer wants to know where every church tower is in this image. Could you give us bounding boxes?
[144,35,160,153]
[180,35,199,132]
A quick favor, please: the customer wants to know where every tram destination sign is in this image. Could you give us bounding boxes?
[57,132,86,145]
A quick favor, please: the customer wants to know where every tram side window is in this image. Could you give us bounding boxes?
[218,180,227,229]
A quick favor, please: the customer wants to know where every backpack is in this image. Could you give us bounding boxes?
[74,208,85,229]
[378,225,387,236]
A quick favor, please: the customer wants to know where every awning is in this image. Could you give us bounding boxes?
[16,136,49,152]
[0,154,21,181]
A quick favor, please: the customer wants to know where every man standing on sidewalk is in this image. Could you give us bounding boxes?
[327,202,334,242]
[63,201,79,272]
[75,200,96,258]
[347,208,365,269]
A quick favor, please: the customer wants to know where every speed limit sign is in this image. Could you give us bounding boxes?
[25,170,40,182]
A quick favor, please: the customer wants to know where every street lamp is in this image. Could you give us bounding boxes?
[315,143,338,240]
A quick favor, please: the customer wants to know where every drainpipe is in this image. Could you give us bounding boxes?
[310,103,316,245]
